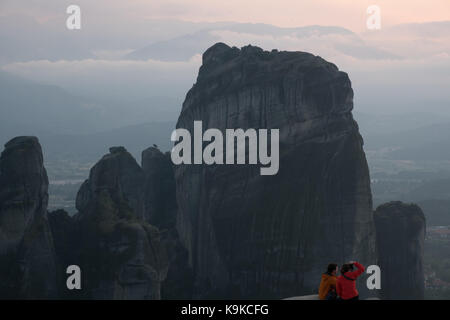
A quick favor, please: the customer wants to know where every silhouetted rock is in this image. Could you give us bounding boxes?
[48,209,75,261]
[76,146,146,221]
[374,201,425,300]
[0,136,58,298]
[74,146,168,299]
[175,43,375,298]
[142,146,177,228]
[142,146,194,299]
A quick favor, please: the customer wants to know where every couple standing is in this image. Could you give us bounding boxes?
[318,261,365,300]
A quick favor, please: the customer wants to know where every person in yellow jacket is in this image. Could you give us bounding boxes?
[318,263,338,300]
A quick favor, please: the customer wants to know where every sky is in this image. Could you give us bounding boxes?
[0,0,449,117]
[1,0,449,31]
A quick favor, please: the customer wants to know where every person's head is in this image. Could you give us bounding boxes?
[326,263,338,276]
[341,263,354,274]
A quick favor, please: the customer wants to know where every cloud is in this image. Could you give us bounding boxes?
[209,29,398,61]
[2,19,449,115]
[361,21,450,59]
[2,0,450,32]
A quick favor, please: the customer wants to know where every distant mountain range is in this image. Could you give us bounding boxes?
[124,23,398,61]
[0,70,180,145]
[39,121,176,163]
[0,71,99,137]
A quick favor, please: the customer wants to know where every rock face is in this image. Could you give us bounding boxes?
[175,43,375,298]
[374,201,425,300]
[142,146,194,299]
[73,146,169,299]
[0,136,58,298]
[142,147,177,229]
[0,139,191,300]
[77,146,146,221]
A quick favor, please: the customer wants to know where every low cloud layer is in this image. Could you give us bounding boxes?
[2,21,449,116]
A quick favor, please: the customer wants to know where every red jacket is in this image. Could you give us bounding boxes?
[336,262,365,300]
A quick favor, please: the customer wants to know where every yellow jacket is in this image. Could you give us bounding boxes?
[318,273,337,300]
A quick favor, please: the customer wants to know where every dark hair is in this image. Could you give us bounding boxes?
[326,263,338,275]
[341,263,354,274]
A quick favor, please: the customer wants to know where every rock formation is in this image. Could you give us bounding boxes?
[0,138,191,299]
[142,146,193,299]
[0,44,428,300]
[73,146,169,299]
[174,43,375,298]
[0,136,59,298]
[374,201,425,300]
[142,146,177,229]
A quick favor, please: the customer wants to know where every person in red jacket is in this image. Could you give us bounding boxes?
[336,261,365,300]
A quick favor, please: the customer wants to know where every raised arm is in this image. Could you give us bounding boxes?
[347,261,365,279]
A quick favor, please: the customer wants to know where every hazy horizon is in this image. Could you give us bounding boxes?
[2,0,449,32]
[1,0,449,149]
